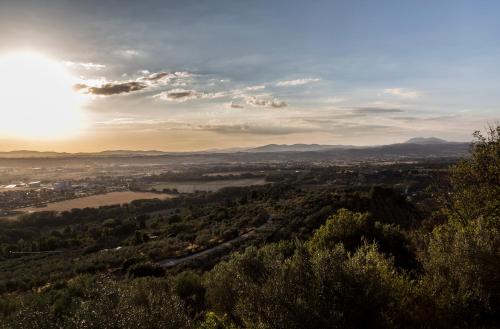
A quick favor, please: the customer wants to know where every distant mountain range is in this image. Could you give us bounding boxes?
[246,144,357,153]
[0,150,169,158]
[246,137,458,153]
[0,137,469,160]
[404,137,452,145]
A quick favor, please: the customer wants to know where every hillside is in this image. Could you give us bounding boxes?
[404,137,451,145]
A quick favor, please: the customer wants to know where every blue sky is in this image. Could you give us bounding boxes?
[0,0,498,151]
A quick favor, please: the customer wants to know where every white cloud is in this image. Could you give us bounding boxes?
[245,85,266,91]
[383,88,420,98]
[276,78,320,87]
[116,49,144,58]
[65,61,106,70]
[246,96,287,108]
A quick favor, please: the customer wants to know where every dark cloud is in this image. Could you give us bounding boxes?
[144,72,171,81]
[74,81,147,95]
[157,88,228,102]
[161,89,201,101]
[141,71,190,82]
[74,71,192,96]
[167,90,195,99]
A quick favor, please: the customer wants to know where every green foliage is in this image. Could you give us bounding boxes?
[307,209,417,270]
[423,215,500,325]
[174,272,206,317]
[446,126,500,222]
[307,209,371,252]
[205,239,415,329]
[198,312,238,329]
[369,186,422,228]
[0,276,192,329]
[127,262,165,278]
[422,125,500,326]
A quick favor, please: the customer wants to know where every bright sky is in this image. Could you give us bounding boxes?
[0,0,498,152]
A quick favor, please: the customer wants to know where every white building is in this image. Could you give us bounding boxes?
[53,181,72,192]
[28,181,41,188]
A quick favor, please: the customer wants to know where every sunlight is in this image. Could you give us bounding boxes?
[0,51,86,139]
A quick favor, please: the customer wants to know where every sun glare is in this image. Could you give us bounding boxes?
[0,52,85,139]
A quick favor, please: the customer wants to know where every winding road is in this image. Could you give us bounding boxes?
[158,215,274,268]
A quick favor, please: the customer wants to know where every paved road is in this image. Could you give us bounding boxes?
[158,215,273,268]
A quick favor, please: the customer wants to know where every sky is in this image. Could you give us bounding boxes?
[0,0,498,152]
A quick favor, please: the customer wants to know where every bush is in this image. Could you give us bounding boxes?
[1,276,192,329]
[127,263,165,278]
[306,209,417,270]
[422,216,500,326]
[174,271,206,317]
[205,237,415,329]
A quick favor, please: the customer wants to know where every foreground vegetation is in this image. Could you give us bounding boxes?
[0,127,498,328]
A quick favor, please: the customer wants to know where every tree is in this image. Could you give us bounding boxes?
[127,263,165,278]
[443,125,500,223]
[307,209,417,270]
[306,209,371,252]
[205,238,414,329]
[423,125,500,327]
[198,312,238,329]
[174,272,206,317]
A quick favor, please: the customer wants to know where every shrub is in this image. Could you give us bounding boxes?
[127,263,165,278]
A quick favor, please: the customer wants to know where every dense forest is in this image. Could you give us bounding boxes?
[0,126,498,329]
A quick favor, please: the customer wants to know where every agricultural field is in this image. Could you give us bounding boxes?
[13,191,173,215]
[147,178,268,193]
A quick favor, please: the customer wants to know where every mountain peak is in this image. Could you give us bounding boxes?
[404,137,449,145]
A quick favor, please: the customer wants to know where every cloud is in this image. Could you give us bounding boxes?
[156,88,229,102]
[139,71,190,83]
[165,89,201,100]
[117,49,143,58]
[227,102,244,109]
[95,118,315,136]
[246,96,287,108]
[75,71,192,96]
[276,78,320,87]
[74,81,147,95]
[392,114,460,122]
[193,120,395,137]
[159,89,202,101]
[245,85,266,91]
[383,88,420,98]
[350,107,404,114]
[154,83,273,103]
[65,61,106,70]
[75,69,286,108]
[195,123,310,135]
[144,72,171,81]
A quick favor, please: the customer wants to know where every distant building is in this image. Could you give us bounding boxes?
[53,181,72,192]
[28,181,41,188]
